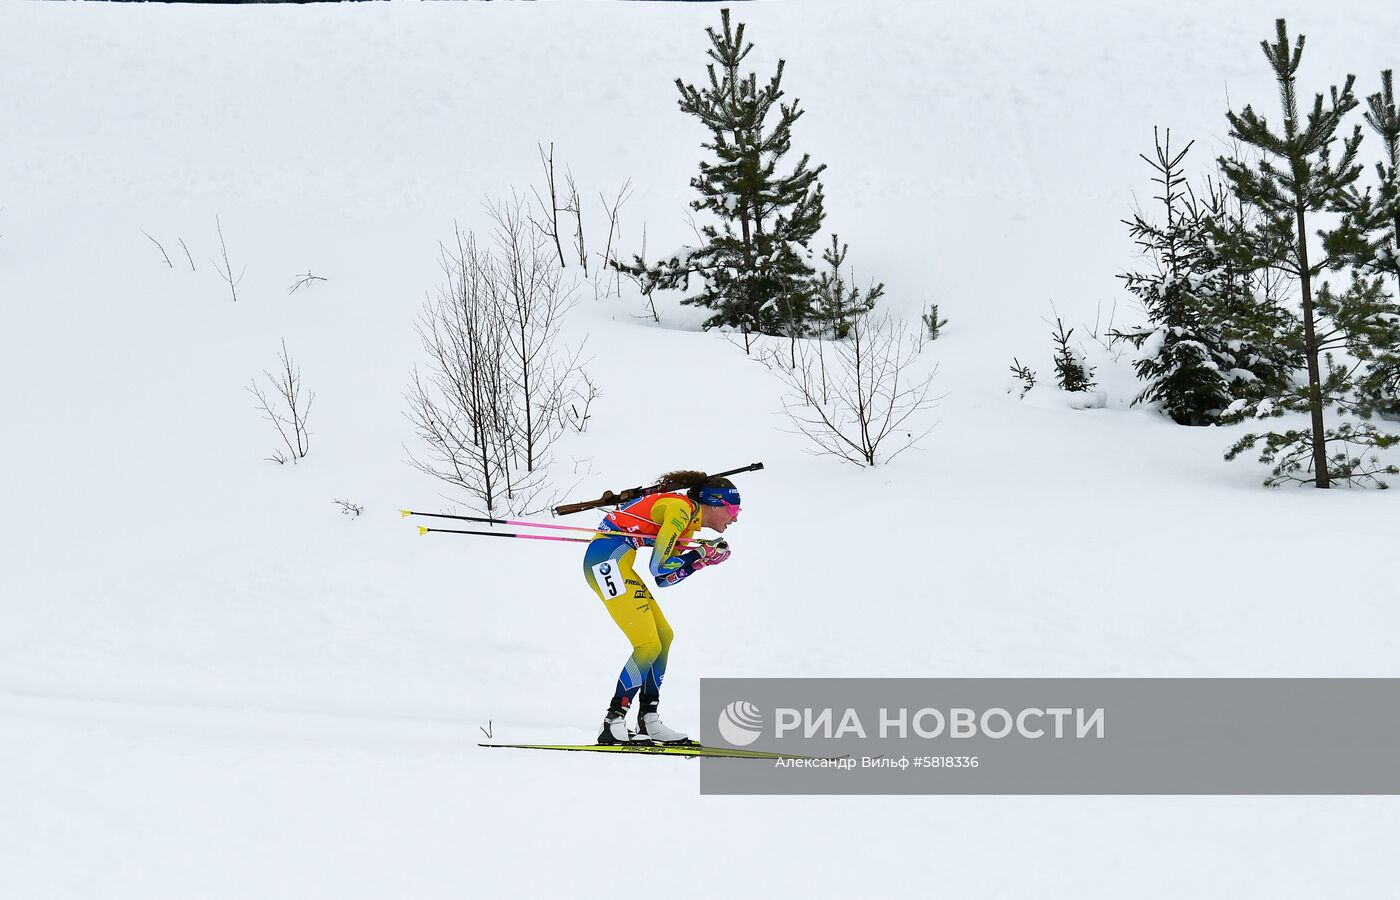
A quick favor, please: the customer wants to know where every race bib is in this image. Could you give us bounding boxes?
[591,560,624,599]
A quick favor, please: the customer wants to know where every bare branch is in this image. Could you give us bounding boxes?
[597,179,632,299]
[528,142,567,269]
[288,270,328,294]
[621,222,661,323]
[564,168,586,275]
[211,215,244,303]
[143,231,173,268]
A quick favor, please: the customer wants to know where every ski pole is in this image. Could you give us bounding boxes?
[417,526,592,543]
[403,508,530,524]
[416,526,705,548]
[402,508,614,535]
[402,509,696,545]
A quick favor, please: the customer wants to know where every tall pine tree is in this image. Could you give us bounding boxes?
[1356,70,1400,416]
[626,8,826,340]
[1216,19,1400,487]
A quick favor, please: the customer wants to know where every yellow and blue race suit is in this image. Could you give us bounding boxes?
[582,492,703,711]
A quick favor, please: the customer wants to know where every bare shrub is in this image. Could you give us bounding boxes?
[596,180,632,300]
[529,142,640,306]
[249,339,313,464]
[489,196,585,471]
[759,314,941,466]
[563,371,601,433]
[406,209,588,515]
[333,498,364,517]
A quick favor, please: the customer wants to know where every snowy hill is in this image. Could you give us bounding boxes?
[3,1,1399,897]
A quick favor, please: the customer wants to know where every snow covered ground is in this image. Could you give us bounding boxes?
[3,1,1399,897]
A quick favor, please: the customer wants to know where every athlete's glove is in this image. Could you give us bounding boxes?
[696,537,730,563]
[657,540,731,586]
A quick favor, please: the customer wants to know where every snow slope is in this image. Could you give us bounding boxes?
[3,1,1399,897]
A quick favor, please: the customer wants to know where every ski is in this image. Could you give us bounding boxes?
[477,742,806,760]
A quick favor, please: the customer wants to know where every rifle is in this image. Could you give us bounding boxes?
[552,462,765,516]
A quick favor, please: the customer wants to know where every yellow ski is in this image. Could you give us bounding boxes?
[478,742,806,760]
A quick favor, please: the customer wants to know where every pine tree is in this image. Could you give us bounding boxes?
[812,234,883,340]
[921,303,948,341]
[1357,70,1400,416]
[1050,316,1095,392]
[625,8,827,339]
[1362,70,1400,275]
[1116,132,1295,425]
[1215,19,1400,487]
[1009,358,1037,398]
[1117,130,1237,424]
[1202,179,1301,402]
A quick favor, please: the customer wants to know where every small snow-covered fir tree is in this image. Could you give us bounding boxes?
[1116,130,1292,425]
[1117,130,1236,424]
[1009,358,1036,398]
[1050,316,1096,392]
[624,8,826,340]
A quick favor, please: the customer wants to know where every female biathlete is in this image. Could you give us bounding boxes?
[582,470,740,745]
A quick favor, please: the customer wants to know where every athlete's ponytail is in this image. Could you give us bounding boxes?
[656,470,736,504]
